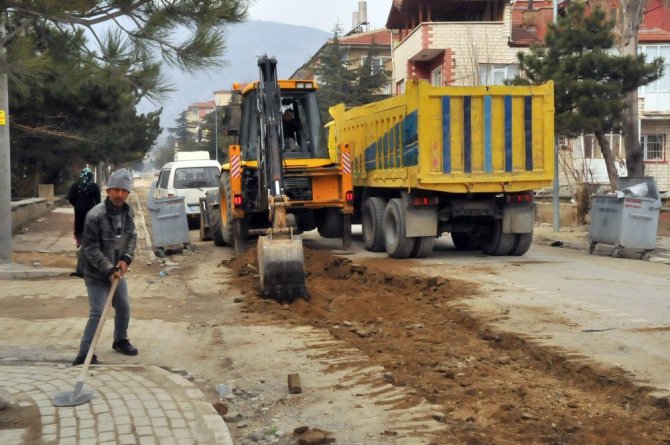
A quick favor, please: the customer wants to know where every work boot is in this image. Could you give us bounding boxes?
[112,339,138,356]
[72,354,98,366]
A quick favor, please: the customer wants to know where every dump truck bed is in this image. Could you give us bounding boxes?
[332,80,554,194]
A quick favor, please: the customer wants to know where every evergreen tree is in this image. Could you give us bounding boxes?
[315,25,390,123]
[315,26,358,122]
[153,136,178,170]
[8,27,162,195]
[511,1,663,189]
[0,1,247,259]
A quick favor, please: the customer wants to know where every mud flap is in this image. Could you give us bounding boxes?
[257,233,308,302]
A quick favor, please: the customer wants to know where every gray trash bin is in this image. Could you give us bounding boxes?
[589,176,662,260]
[146,182,192,257]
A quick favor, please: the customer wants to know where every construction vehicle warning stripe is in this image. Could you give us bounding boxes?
[342,151,351,174]
[231,155,241,178]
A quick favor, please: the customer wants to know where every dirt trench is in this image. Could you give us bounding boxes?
[225,247,670,445]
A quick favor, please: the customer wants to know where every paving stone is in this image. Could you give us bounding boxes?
[0,360,232,444]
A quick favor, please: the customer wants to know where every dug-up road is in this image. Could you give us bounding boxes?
[3,182,670,445]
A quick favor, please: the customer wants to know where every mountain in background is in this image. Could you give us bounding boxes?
[139,21,330,137]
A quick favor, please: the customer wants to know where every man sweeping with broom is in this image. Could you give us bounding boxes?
[72,168,139,366]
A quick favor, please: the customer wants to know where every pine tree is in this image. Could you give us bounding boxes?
[315,26,358,122]
[512,1,663,189]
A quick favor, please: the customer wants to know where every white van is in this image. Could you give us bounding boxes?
[154,159,221,224]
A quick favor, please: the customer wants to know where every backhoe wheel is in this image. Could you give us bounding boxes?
[510,231,533,256]
[219,172,235,245]
[383,198,415,259]
[317,208,344,238]
[481,220,516,256]
[362,197,386,252]
[211,217,225,246]
[451,232,481,251]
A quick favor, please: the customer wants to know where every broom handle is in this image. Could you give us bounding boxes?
[76,277,119,382]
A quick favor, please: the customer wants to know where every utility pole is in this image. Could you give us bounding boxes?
[0,15,13,262]
[552,0,560,232]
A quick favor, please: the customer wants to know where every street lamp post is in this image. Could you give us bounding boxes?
[214,106,219,163]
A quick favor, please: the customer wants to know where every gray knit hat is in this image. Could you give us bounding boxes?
[107,168,133,192]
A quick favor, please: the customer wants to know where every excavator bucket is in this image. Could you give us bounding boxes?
[257,232,308,302]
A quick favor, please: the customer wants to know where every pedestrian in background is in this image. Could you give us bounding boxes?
[73,168,139,366]
[67,167,101,248]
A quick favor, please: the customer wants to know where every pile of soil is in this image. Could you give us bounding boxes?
[226,247,670,445]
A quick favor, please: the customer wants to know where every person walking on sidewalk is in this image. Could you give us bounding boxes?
[67,167,101,248]
[73,168,139,366]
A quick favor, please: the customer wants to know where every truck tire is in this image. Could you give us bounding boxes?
[296,211,317,233]
[383,198,415,258]
[317,208,343,238]
[481,220,516,256]
[362,197,386,252]
[219,172,235,245]
[510,231,533,256]
[451,232,481,251]
[411,236,434,258]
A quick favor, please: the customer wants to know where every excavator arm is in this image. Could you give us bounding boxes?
[255,56,308,301]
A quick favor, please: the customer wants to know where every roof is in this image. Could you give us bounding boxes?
[339,29,393,46]
[189,100,216,109]
[639,28,670,42]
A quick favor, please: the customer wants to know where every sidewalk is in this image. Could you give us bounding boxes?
[0,195,234,445]
[534,223,670,264]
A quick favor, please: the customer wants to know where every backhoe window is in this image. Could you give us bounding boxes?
[281,91,328,159]
[239,88,328,160]
[239,90,259,160]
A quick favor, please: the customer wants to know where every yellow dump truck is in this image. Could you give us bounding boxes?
[328,79,554,257]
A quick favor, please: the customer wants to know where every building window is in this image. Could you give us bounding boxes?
[639,45,670,111]
[396,80,405,95]
[640,134,665,161]
[479,64,519,85]
[431,67,443,86]
[361,56,390,75]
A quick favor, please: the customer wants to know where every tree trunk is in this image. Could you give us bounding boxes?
[620,0,647,177]
[595,129,619,191]
[623,89,645,177]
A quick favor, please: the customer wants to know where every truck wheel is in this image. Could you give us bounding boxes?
[362,197,386,252]
[317,208,344,238]
[411,236,434,258]
[383,198,415,258]
[481,220,516,256]
[219,172,235,245]
[510,231,533,256]
[296,211,317,233]
[451,232,480,250]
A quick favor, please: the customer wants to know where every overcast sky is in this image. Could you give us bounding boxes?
[248,0,392,33]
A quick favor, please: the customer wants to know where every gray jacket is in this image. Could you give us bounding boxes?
[76,198,137,282]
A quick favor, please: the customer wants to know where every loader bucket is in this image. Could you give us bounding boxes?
[257,233,308,301]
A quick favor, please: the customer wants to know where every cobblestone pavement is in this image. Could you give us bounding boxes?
[0,364,230,445]
[1,190,234,444]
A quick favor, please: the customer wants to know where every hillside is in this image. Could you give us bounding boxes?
[140,20,330,133]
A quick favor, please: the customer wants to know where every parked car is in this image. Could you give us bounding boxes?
[154,159,221,227]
